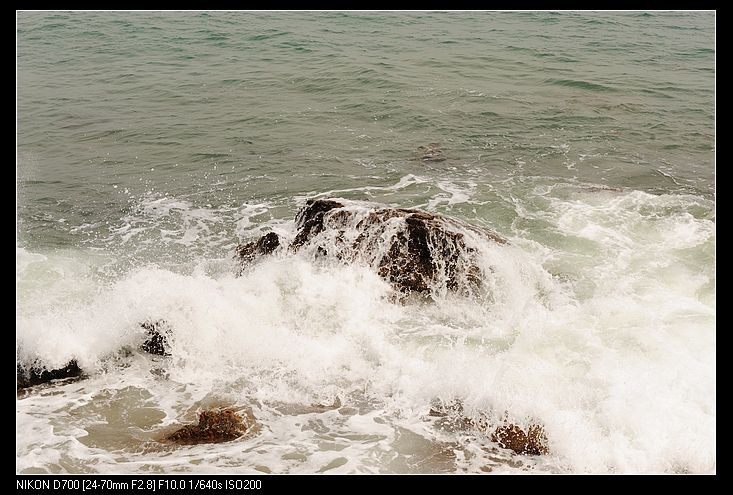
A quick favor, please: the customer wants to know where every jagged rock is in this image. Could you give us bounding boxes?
[16,360,84,391]
[237,199,506,298]
[236,231,280,270]
[427,399,549,456]
[163,408,251,445]
[140,320,172,356]
[298,199,505,297]
[491,423,549,456]
[291,199,344,250]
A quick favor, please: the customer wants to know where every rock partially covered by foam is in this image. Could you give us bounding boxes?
[17,320,171,391]
[140,320,172,356]
[163,408,252,445]
[491,423,549,456]
[292,199,345,250]
[235,232,280,273]
[237,198,506,298]
[16,360,84,391]
[428,400,549,456]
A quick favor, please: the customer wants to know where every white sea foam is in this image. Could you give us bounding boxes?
[425,179,478,210]
[110,193,228,247]
[16,186,715,474]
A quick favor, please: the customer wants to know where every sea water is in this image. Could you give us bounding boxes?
[16,11,715,474]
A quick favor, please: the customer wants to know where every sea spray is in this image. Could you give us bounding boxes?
[17,184,714,473]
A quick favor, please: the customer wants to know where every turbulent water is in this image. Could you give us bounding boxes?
[16,11,715,474]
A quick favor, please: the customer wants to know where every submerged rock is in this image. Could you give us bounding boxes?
[427,399,549,456]
[585,185,623,193]
[16,360,84,391]
[415,143,447,162]
[163,408,251,445]
[236,198,506,298]
[140,320,172,356]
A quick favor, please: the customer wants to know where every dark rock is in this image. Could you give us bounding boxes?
[17,360,84,391]
[163,408,251,445]
[379,211,467,295]
[291,199,344,250]
[140,320,172,356]
[234,198,506,297]
[236,231,281,269]
[288,199,506,297]
[427,399,549,456]
[491,423,549,456]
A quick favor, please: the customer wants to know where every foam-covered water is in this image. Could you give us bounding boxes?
[17,179,715,474]
[17,11,714,474]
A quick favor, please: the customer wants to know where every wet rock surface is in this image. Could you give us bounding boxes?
[291,199,345,250]
[491,423,549,456]
[16,360,84,391]
[235,231,280,272]
[428,399,549,456]
[236,198,506,298]
[140,320,173,356]
[163,408,252,445]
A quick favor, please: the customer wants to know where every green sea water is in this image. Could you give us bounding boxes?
[18,11,714,252]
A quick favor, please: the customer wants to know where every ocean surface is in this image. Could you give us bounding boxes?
[16,11,715,474]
